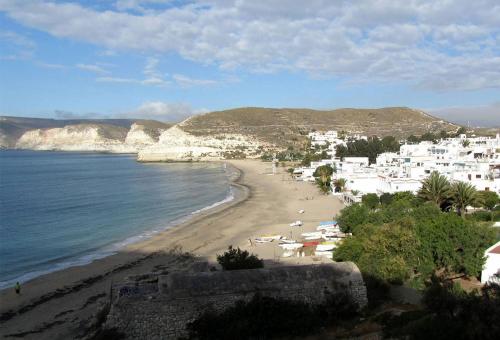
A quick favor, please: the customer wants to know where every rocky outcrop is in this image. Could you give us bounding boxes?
[124,123,158,148]
[14,123,167,153]
[137,126,265,162]
[15,124,132,152]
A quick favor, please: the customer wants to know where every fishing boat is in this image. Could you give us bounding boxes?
[316,221,338,230]
[315,250,334,258]
[255,234,283,243]
[301,231,323,238]
[302,241,320,247]
[279,239,297,244]
[316,243,337,251]
[279,242,303,250]
[289,220,303,227]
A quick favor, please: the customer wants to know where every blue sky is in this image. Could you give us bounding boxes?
[0,0,499,126]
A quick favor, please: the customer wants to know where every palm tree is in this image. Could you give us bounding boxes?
[450,181,481,217]
[418,171,451,207]
[316,166,332,186]
[333,178,347,193]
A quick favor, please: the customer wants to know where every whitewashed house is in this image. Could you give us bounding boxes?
[481,241,500,284]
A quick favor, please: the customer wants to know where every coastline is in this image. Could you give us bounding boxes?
[0,160,343,339]
[0,160,243,290]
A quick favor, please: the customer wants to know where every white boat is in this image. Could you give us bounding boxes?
[279,243,303,250]
[289,220,303,227]
[298,209,305,214]
[279,239,297,244]
[317,221,337,228]
[254,238,273,243]
[316,244,337,251]
[301,231,323,238]
[322,235,342,241]
[315,250,334,258]
[316,225,340,231]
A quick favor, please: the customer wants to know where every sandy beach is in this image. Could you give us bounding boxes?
[0,160,344,339]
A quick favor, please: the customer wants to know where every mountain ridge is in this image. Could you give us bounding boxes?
[0,107,467,158]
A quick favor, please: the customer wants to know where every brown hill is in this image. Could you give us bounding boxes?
[180,107,459,147]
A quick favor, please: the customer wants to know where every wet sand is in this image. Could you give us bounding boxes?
[0,160,343,339]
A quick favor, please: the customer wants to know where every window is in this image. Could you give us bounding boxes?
[476,174,481,179]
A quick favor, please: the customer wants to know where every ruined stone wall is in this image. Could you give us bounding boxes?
[105,262,367,339]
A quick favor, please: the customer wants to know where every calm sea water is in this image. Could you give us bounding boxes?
[0,150,232,288]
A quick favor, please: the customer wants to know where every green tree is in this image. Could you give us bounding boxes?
[455,126,467,136]
[337,203,369,233]
[414,213,495,277]
[450,181,481,217]
[333,178,347,193]
[479,191,499,211]
[362,193,380,210]
[420,132,438,143]
[217,246,264,270]
[335,145,348,161]
[379,193,394,206]
[381,136,400,152]
[313,165,333,194]
[406,135,420,144]
[335,222,420,284]
[418,171,451,208]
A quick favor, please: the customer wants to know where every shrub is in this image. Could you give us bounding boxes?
[382,279,500,340]
[187,293,358,340]
[216,246,263,270]
[493,210,500,222]
[380,192,394,206]
[469,210,492,222]
[479,191,499,210]
[337,203,369,233]
[362,193,379,210]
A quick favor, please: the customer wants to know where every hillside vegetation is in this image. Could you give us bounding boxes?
[181,107,458,147]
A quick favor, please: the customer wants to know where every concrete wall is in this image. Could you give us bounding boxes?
[105,262,367,339]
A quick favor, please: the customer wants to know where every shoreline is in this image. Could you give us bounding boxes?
[0,161,248,291]
[0,160,343,339]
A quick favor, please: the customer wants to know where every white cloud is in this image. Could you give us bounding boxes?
[36,61,67,69]
[51,101,208,123]
[0,30,35,60]
[172,74,218,87]
[2,0,499,90]
[96,76,139,83]
[141,57,169,85]
[0,30,35,49]
[124,101,208,122]
[76,63,110,74]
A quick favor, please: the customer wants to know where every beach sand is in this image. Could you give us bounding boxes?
[0,160,344,339]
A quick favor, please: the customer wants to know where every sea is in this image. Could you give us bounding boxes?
[0,150,233,289]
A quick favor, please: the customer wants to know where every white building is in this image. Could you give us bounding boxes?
[481,241,500,284]
[296,133,500,196]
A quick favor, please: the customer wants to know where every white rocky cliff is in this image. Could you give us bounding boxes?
[15,123,162,153]
[137,126,265,161]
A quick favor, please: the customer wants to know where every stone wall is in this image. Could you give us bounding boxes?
[105,262,367,339]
